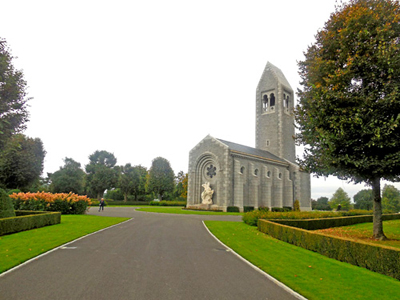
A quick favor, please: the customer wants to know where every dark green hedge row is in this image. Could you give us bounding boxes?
[271,214,400,230]
[149,201,186,206]
[0,210,61,236]
[258,219,400,280]
[227,206,240,212]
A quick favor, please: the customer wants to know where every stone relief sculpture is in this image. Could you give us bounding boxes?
[201,182,214,204]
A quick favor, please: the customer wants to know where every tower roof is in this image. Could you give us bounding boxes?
[257,61,293,92]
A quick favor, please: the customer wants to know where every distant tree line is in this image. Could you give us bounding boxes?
[312,185,400,213]
[47,151,188,202]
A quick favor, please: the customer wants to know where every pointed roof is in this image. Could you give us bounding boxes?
[217,138,288,164]
[257,61,293,91]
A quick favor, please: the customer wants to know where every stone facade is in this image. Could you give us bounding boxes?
[187,62,311,212]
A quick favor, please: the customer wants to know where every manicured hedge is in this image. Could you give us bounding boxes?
[271,214,400,230]
[149,200,186,206]
[258,219,400,280]
[227,206,240,212]
[0,211,61,236]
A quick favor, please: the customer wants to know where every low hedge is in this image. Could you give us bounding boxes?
[149,200,186,206]
[258,219,400,280]
[227,206,240,212]
[0,210,61,236]
[271,214,400,230]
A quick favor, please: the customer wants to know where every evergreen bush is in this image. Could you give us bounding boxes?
[227,206,240,212]
[0,189,15,219]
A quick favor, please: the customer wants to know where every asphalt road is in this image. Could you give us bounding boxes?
[0,208,304,300]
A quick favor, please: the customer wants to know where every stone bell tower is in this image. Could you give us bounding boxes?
[255,62,296,163]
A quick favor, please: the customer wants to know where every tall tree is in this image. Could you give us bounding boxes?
[0,38,30,148]
[132,165,147,201]
[382,184,400,213]
[49,157,86,194]
[147,157,174,200]
[353,189,374,210]
[0,134,45,190]
[315,196,331,211]
[329,188,352,211]
[85,150,119,200]
[295,0,400,239]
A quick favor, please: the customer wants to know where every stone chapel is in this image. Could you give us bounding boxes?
[186,62,311,212]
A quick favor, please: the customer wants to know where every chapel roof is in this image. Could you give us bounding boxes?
[258,61,293,91]
[217,138,288,164]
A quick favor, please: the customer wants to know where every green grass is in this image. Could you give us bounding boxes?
[205,221,400,300]
[0,215,129,274]
[136,206,242,215]
[316,219,400,249]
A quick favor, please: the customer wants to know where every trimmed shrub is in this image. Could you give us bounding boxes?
[149,200,186,206]
[258,219,400,281]
[0,211,61,236]
[243,206,254,212]
[258,206,270,212]
[10,192,92,214]
[293,200,300,212]
[227,206,240,212]
[0,189,15,219]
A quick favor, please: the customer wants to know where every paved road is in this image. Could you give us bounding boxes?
[0,208,303,300]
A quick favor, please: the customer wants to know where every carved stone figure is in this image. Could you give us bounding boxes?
[201,182,214,204]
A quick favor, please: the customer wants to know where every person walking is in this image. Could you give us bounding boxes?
[99,198,105,212]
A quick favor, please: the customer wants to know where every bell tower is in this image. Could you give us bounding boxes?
[255,62,296,163]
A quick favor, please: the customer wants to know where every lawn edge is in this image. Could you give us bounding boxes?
[0,218,132,277]
[202,221,307,300]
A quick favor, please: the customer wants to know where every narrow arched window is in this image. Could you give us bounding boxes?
[270,93,275,107]
[240,166,245,174]
[254,169,259,176]
[263,95,268,111]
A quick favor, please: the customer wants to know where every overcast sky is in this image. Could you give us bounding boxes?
[2,0,399,200]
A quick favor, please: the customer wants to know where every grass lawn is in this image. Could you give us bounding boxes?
[205,221,400,300]
[136,206,242,215]
[315,219,400,249]
[0,215,129,274]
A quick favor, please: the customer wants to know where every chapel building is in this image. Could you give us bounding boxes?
[187,62,311,211]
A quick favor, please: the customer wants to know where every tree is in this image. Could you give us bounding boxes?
[146,157,175,200]
[131,165,147,201]
[315,196,331,211]
[173,171,188,200]
[0,38,30,149]
[0,134,45,190]
[118,164,147,202]
[85,150,119,200]
[329,188,352,211]
[295,0,400,239]
[49,157,85,194]
[382,184,400,213]
[353,189,373,210]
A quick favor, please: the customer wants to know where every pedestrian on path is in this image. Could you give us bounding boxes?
[99,198,105,212]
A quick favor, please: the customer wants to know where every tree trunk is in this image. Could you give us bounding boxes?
[124,193,127,202]
[97,192,103,201]
[372,178,387,240]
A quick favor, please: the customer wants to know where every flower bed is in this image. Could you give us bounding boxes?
[10,192,92,214]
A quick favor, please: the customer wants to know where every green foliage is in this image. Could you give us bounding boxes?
[149,200,186,206]
[258,219,400,281]
[49,157,85,194]
[382,184,400,213]
[85,150,119,200]
[329,188,352,210]
[293,200,301,211]
[0,134,46,190]
[243,206,254,212]
[104,188,124,201]
[354,189,374,210]
[0,38,30,148]
[242,209,373,226]
[117,164,147,201]
[227,206,240,212]
[146,157,175,200]
[271,207,292,212]
[0,189,15,218]
[0,211,60,236]
[295,0,400,238]
[314,196,331,211]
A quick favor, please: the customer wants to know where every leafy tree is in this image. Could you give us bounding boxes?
[329,188,352,211]
[353,189,373,210]
[85,150,119,200]
[131,165,147,201]
[382,184,400,213]
[49,157,85,194]
[173,171,188,200]
[146,157,175,200]
[311,199,317,210]
[117,164,147,202]
[0,134,45,190]
[315,196,331,211]
[295,0,400,239]
[105,188,124,201]
[0,38,30,149]
[0,188,15,218]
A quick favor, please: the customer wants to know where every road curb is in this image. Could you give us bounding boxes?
[202,221,307,300]
[0,218,133,277]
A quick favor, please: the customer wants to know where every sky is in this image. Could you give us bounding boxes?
[2,0,400,201]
